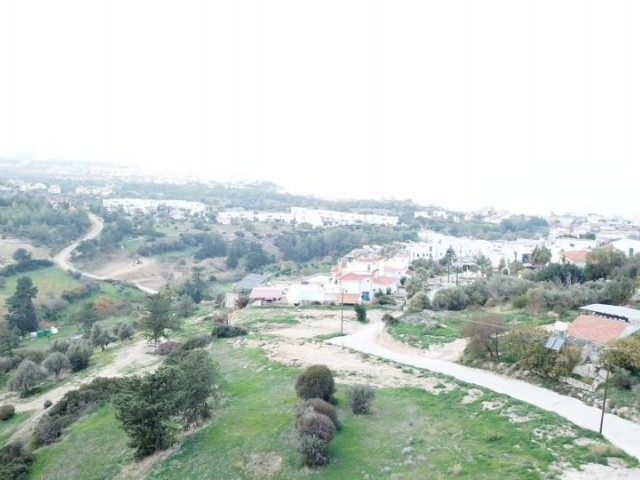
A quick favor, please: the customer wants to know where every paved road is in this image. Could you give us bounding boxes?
[329,320,640,461]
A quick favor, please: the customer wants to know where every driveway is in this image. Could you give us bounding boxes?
[329,319,640,461]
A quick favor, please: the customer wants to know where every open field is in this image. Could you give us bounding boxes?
[0,238,50,262]
[0,266,83,309]
[25,337,638,479]
[389,307,577,349]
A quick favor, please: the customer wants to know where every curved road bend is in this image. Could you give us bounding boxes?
[53,213,158,294]
[329,320,640,461]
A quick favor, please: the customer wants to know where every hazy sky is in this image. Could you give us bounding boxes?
[1,1,639,216]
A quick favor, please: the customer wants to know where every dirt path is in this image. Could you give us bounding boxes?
[8,337,161,443]
[328,319,640,462]
[53,213,105,279]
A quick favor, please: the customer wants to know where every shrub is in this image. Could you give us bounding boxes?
[49,339,70,354]
[381,313,397,326]
[66,341,93,372]
[43,352,70,378]
[157,341,182,356]
[18,349,46,365]
[0,442,34,480]
[211,314,229,324]
[0,404,15,421]
[211,324,247,338]
[612,368,638,390]
[511,294,528,309]
[183,333,212,350]
[432,287,470,311]
[34,414,68,445]
[348,384,375,414]
[301,398,339,429]
[9,360,47,396]
[298,433,331,467]
[0,357,21,375]
[408,292,431,313]
[295,365,336,402]
[354,304,367,323]
[44,399,53,409]
[115,322,135,341]
[296,409,336,443]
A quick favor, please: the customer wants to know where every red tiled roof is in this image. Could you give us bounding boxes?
[338,293,361,305]
[561,250,589,263]
[373,276,398,286]
[339,272,365,281]
[567,315,629,345]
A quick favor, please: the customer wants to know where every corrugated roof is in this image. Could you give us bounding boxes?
[579,304,640,324]
[567,315,638,345]
[235,273,270,291]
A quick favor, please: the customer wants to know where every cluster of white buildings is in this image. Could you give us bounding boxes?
[102,198,208,219]
[247,247,413,306]
[217,207,398,228]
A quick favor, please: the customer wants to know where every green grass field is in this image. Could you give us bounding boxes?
[0,266,83,309]
[390,307,577,349]
[27,338,634,480]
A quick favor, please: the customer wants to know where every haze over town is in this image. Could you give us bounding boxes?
[2,1,640,216]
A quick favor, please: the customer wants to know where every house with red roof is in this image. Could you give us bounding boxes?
[566,314,640,364]
[559,250,589,267]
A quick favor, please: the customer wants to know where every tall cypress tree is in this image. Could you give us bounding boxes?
[5,276,39,334]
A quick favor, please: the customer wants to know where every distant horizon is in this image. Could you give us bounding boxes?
[2,156,636,221]
[2,2,639,220]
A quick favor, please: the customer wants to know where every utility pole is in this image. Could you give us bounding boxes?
[599,365,610,434]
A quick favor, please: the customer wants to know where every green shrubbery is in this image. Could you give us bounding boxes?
[300,398,340,429]
[348,384,375,415]
[0,404,15,421]
[211,324,247,338]
[183,333,212,350]
[295,365,335,402]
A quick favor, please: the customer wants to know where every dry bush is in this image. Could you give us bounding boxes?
[295,365,335,402]
[300,399,339,429]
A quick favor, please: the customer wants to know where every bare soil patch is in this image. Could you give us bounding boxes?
[561,464,640,480]
[248,337,456,393]
[0,238,49,262]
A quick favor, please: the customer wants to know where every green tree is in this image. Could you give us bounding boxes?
[114,366,182,458]
[182,267,207,303]
[76,302,100,339]
[12,248,32,264]
[462,313,505,359]
[474,254,493,278]
[601,336,640,373]
[503,325,555,374]
[530,246,551,269]
[115,322,135,341]
[354,304,367,323]
[140,293,180,344]
[10,359,47,396]
[174,294,196,319]
[585,247,627,280]
[42,352,70,378]
[0,321,20,356]
[175,350,220,426]
[5,277,39,334]
[66,341,93,372]
[91,323,115,351]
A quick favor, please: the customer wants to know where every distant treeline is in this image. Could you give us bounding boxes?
[0,194,90,249]
[413,215,549,240]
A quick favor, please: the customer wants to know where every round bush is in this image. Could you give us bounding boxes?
[157,341,182,356]
[211,324,247,338]
[348,384,375,415]
[43,400,53,409]
[301,398,339,429]
[296,409,336,443]
[298,433,331,467]
[0,404,15,421]
[183,334,212,350]
[295,365,335,402]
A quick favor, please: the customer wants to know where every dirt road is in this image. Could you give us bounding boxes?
[329,319,640,461]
